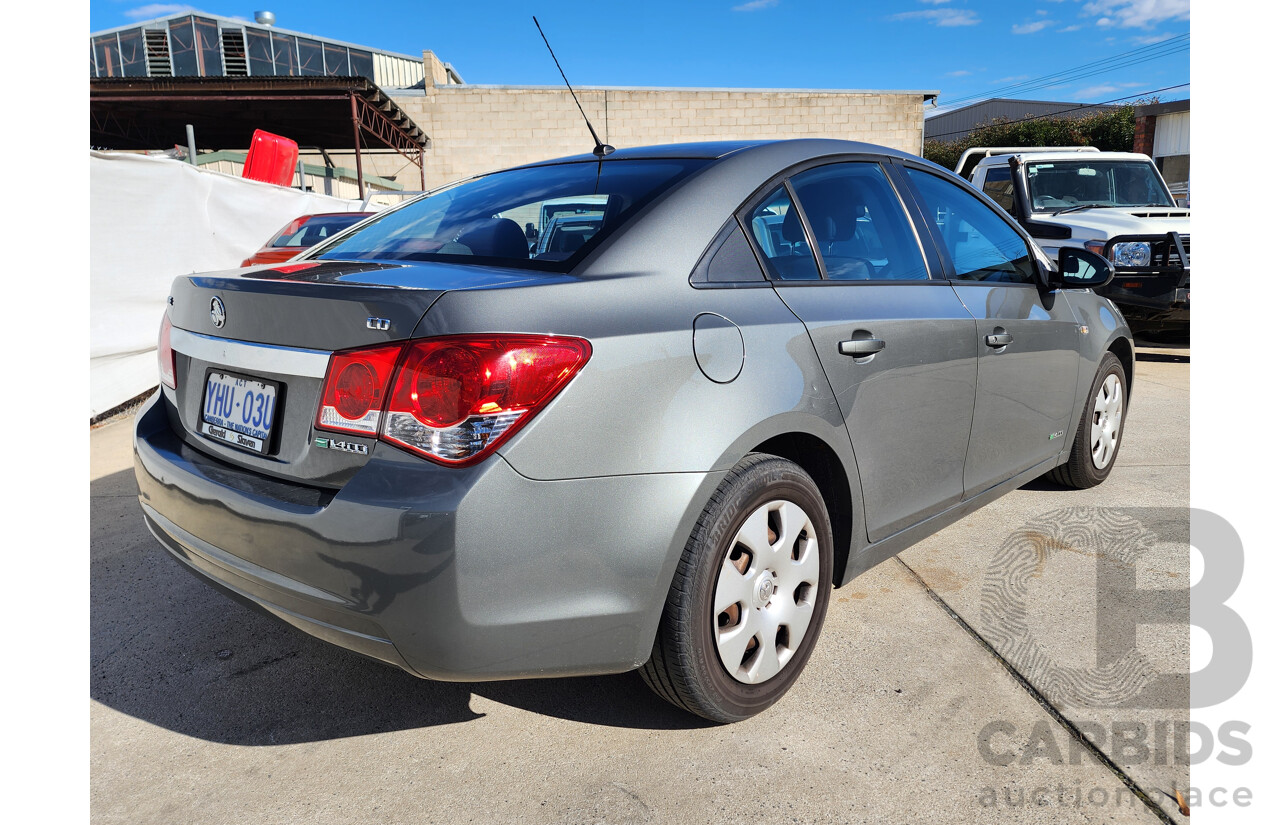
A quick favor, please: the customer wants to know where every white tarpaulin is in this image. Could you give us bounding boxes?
[90,151,366,418]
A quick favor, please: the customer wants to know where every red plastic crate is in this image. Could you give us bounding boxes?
[243,129,299,187]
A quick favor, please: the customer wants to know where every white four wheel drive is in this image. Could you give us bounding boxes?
[957,146,1189,342]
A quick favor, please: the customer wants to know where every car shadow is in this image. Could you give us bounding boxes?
[91,468,711,745]
[1135,350,1189,363]
[1017,476,1068,492]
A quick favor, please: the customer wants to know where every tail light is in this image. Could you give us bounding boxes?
[158,314,176,389]
[316,344,402,435]
[315,334,591,466]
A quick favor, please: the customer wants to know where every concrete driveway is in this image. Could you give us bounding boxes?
[91,353,1189,824]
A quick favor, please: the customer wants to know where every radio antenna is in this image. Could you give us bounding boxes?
[532,16,614,158]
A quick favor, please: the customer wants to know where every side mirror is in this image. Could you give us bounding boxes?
[1048,247,1114,289]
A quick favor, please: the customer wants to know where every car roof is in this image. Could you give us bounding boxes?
[510,139,924,170]
[514,141,769,166]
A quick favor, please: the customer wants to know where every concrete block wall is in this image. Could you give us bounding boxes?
[354,85,927,189]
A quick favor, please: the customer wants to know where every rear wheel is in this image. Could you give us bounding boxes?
[641,454,833,722]
[1050,352,1127,489]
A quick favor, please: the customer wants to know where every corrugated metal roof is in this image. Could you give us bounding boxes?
[90,76,428,150]
[925,98,1119,143]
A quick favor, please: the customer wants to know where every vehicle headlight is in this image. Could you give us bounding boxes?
[1111,242,1152,267]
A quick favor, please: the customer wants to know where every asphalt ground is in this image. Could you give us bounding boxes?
[91,350,1190,824]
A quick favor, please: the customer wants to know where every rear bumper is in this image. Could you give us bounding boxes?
[133,392,713,680]
[142,502,415,669]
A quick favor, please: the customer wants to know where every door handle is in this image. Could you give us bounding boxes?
[985,332,1013,348]
[839,338,886,357]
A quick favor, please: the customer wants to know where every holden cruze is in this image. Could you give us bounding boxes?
[134,139,1132,722]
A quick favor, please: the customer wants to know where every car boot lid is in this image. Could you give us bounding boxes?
[170,259,571,351]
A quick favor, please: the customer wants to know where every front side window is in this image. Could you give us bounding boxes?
[789,163,928,281]
[981,167,1016,215]
[746,186,820,281]
[1025,160,1174,212]
[905,168,1036,284]
[314,159,708,272]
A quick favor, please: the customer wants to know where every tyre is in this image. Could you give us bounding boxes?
[1049,352,1127,489]
[640,453,833,722]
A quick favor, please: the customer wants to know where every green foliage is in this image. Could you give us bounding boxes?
[923,104,1140,172]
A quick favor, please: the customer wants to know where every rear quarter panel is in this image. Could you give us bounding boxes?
[413,270,864,645]
[412,273,853,482]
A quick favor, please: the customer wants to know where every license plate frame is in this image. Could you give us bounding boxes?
[199,369,282,455]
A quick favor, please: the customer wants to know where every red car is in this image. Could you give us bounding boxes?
[241,212,375,267]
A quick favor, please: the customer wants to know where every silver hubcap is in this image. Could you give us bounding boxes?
[713,500,821,684]
[1090,374,1124,469]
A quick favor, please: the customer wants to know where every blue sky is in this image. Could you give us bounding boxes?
[90,1,1190,110]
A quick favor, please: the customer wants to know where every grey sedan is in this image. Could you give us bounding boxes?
[134,139,1131,722]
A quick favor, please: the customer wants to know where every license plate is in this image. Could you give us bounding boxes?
[200,371,279,454]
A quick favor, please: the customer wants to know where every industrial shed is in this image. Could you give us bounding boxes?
[90,11,937,192]
[925,97,1120,143]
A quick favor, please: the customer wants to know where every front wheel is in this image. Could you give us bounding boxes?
[640,454,833,722]
[1050,352,1128,489]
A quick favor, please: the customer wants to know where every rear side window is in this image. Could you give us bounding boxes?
[905,168,1036,284]
[691,224,765,284]
[746,186,820,281]
[789,163,928,281]
[981,167,1016,215]
[314,159,709,272]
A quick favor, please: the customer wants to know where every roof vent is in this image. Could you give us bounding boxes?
[254,10,276,26]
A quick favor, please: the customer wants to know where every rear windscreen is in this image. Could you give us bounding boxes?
[312,159,710,271]
[270,214,372,247]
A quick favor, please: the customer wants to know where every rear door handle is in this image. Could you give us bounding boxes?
[985,332,1013,348]
[839,338,886,357]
